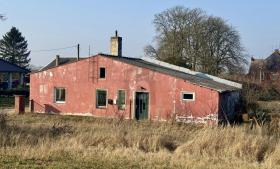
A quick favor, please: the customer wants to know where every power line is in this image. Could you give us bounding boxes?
[31,45,77,53]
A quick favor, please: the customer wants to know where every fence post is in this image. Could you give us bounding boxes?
[29,99,34,113]
[15,95,25,114]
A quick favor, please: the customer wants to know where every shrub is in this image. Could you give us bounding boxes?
[259,87,280,101]
[0,89,29,97]
[158,135,177,152]
[50,123,74,137]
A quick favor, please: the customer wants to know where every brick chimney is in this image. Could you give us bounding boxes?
[55,55,60,66]
[110,30,122,56]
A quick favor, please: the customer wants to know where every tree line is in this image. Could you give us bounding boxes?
[0,15,30,69]
[1,7,248,73]
[145,6,248,76]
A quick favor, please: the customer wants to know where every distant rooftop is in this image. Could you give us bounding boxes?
[0,58,29,73]
[249,49,280,74]
[40,57,85,71]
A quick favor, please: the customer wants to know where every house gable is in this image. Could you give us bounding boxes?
[98,54,241,93]
[34,53,242,93]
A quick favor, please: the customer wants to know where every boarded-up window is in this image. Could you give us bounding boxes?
[117,90,126,110]
[182,92,195,101]
[99,67,106,79]
[96,89,107,108]
[55,88,66,103]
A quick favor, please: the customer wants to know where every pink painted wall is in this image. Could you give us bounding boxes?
[30,55,220,122]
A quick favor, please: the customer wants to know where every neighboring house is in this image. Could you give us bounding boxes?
[0,58,30,89]
[248,49,280,84]
[30,32,242,124]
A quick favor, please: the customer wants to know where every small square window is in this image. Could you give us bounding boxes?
[96,89,107,108]
[99,67,106,79]
[54,87,66,103]
[182,92,195,101]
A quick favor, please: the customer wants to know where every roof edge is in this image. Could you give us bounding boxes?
[141,57,242,89]
[0,58,30,73]
[98,54,241,92]
[31,56,89,74]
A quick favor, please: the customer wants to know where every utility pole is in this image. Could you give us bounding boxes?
[259,67,262,84]
[77,44,80,60]
[89,45,91,57]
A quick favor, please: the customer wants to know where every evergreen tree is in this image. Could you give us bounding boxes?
[0,27,31,68]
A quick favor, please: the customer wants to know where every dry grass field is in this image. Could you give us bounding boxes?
[0,112,280,169]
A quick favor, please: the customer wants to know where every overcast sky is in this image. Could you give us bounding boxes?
[1,0,280,66]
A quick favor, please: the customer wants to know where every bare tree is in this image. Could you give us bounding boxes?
[146,6,206,69]
[144,45,158,58]
[199,16,248,75]
[145,6,247,75]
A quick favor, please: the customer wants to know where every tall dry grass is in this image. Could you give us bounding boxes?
[0,113,280,168]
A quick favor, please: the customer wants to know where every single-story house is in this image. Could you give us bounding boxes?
[30,32,242,124]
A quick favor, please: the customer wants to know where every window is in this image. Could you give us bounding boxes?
[55,87,66,103]
[117,90,126,110]
[99,67,106,79]
[182,92,195,101]
[271,73,279,81]
[96,89,107,108]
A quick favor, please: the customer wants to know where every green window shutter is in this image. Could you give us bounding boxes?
[117,90,125,110]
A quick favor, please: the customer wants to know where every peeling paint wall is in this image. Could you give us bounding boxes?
[30,55,223,123]
[176,114,218,124]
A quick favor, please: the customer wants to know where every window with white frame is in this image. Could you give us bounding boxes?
[54,87,66,103]
[182,92,195,101]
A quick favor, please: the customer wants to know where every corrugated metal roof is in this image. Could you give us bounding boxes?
[141,56,242,89]
[99,54,241,92]
[36,54,241,93]
[0,59,29,73]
